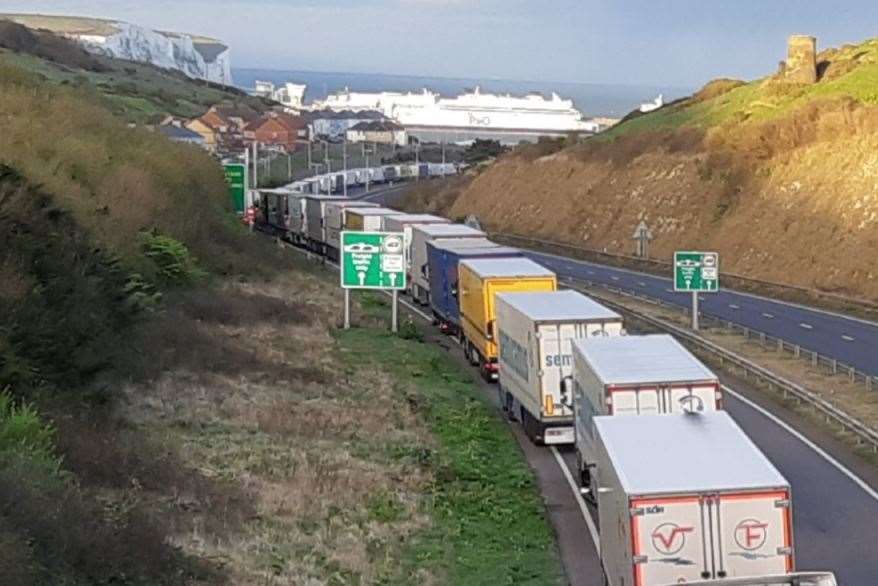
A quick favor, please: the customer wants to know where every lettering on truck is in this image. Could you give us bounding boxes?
[499,330,529,382]
[544,354,572,368]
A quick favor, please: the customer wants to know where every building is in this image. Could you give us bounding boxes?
[305,110,386,141]
[254,81,307,111]
[243,113,307,152]
[185,112,228,152]
[157,124,207,147]
[345,120,408,146]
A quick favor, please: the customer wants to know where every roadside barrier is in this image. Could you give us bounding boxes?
[564,277,878,454]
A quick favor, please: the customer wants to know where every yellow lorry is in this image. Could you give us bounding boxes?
[458,257,557,381]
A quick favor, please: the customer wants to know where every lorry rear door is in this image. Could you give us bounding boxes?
[715,491,792,578]
[630,496,709,585]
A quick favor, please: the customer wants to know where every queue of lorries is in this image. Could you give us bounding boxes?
[256,190,838,586]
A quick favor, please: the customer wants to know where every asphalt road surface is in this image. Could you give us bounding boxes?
[362,187,878,378]
[398,292,878,586]
[286,189,878,584]
[528,250,878,378]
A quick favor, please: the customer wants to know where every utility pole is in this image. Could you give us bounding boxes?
[252,141,259,189]
[364,144,371,193]
[441,138,446,166]
[287,152,292,181]
[342,137,348,197]
[323,141,331,195]
[414,141,420,181]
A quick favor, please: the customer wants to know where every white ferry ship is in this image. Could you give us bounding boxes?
[310,86,603,143]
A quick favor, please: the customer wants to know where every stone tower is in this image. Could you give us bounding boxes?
[784,35,818,84]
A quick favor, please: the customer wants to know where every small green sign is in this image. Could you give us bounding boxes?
[674,251,719,292]
[341,232,406,290]
[223,163,247,214]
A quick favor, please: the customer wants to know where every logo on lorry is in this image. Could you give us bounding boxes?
[734,519,768,551]
[651,523,694,556]
[544,354,572,368]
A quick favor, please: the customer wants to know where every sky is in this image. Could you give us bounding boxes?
[3,1,878,88]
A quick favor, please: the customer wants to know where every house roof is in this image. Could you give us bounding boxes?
[244,113,306,133]
[158,125,204,141]
[198,110,231,130]
[349,120,404,131]
[302,109,386,122]
[212,103,260,123]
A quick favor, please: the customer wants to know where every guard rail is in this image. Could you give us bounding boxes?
[564,278,878,453]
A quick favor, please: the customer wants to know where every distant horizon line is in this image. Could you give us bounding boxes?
[231,66,694,92]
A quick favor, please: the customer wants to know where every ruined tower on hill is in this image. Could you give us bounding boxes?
[781,35,818,84]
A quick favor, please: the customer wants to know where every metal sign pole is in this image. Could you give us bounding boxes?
[692,291,699,331]
[344,289,351,330]
[392,290,399,333]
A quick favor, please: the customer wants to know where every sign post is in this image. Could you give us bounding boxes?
[340,231,407,332]
[223,163,247,215]
[674,251,719,331]
[632,221,653,258]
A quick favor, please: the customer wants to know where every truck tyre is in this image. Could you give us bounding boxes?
[521,408,544,446]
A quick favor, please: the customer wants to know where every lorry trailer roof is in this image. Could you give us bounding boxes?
[573,334,716,385]
[348,207,403,216]
[496,290,621,322]
[414,224,485,237]
[428,238,499,251]
[594,411,788,494]
[460,257,555,278]
[385,213,447,223]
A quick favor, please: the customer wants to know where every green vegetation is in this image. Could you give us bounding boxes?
[602,37,878,140]
[464,139,509,165]
[0,20,269,123]
[339,293,564,585]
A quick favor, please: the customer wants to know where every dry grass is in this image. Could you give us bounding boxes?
[114,270,435,585]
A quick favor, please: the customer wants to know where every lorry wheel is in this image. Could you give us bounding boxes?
[469,344,480,367]
[521,409,544,446]
[497,386,506,411]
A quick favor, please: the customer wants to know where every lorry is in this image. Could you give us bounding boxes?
[381,214,450,270]
[570,334,722,488]
[593,412,795,586]
[427,240,521,335]
[409,224,486,303]
[324,201,379,260]
[673,574,837,586]
[495,290,624,445]
[303,195,347,254]
[343,207,403,232]
[458,258,557,381]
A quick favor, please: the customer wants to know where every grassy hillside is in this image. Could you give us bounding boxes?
[416,36,878,301]
[0,19,269,123]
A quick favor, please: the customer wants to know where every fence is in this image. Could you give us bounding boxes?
[564,278,878,453]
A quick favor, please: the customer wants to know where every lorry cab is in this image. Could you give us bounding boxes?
[670,573,837,586]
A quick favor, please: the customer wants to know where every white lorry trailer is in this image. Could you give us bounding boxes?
[381,214,450,270]
[409,224,486,304]
[303,195,347,254]
[495,290,623,445]
[571,334,722,487]
[323,201,379,260]
[594,412,795,586]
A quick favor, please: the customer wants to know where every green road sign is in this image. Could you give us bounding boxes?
[223,163,247,214]
[674,251,719,292]
[341,232,406,290]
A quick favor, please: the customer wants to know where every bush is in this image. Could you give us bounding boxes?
[141,231,207,285]
[0,391,59,473]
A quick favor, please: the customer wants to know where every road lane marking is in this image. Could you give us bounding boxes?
[610,276,620,281]
[842,335,855,342]
[762,313,775,319]
[729,304,740,309]
[800,323,814,330]
[637,281,646,287]
[587,270,595,275]
[550,447,601,550]
[665,288,675,293]
[723,386,878,502]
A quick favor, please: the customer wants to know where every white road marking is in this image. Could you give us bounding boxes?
[610,276,620,281]
[587,270,595,276]
[551,446,601,550]
[665,288,675,293]
[729,304,740,309]
[723,385,878,502]
[842,335,855,342]
[762,313,775,319]
[800,323,814,330]
[638,281,646,287]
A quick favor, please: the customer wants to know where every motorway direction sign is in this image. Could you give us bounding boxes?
[341,231,406,290]
[223,163,247,214]
[674,251,719,292]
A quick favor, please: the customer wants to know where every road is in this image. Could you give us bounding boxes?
[312,185,878,583]
[528,250,878,378]
[362,187,878,378]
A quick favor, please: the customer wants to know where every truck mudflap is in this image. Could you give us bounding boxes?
[542,425,574,445]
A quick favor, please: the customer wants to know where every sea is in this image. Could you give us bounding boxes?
[233,68,691,118]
